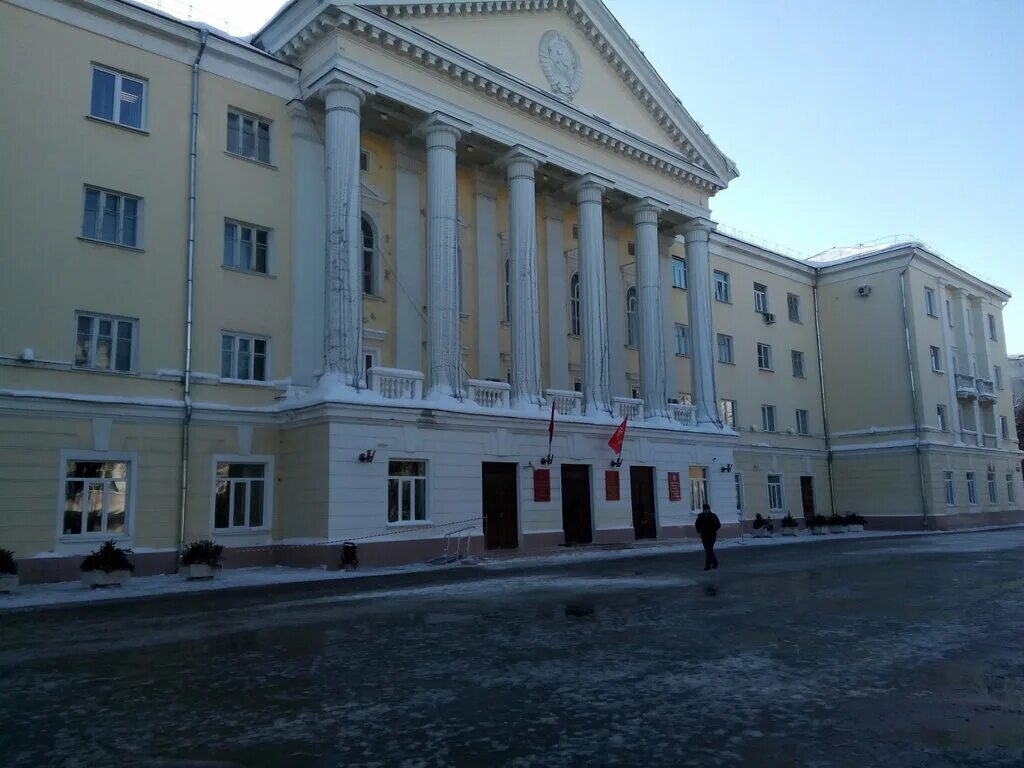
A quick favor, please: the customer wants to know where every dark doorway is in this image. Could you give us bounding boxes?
[482,463,519,550]
[560,464,593,545]
[800,476,816,523]
[630,466,657,540]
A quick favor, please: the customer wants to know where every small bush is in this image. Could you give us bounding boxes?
[181,540,223,568]
[781,514,798,528]
[753,513,775,532]
[827,513,845,526]
[845,512,865,526]
[809,514,829,528]
[80,540,134,574]
[0,549,17,575]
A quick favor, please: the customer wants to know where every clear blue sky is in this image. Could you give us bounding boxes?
[142,0,1023,351]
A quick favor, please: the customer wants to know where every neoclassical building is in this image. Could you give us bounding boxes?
[1,0,1021,582]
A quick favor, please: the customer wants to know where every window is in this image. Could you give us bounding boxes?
[754,283,769,313]
[227,109,271,164]
[994,366,1003,389]
[1008,474,1016,503]
[966,472,977,505]
[689,467,708,513]
[364,349,380,381]
[717,334,734,364]
[569,272,581,335]
[75,313,136,373]
[675,324,689,356]
[937,405,948,432]
[627,241,636,257]
[671,258,687,289]
[929,346,943,372]
[791,350,805,378]
[787,293,801,322]
[626,287,639,346]
[62,458,130,537]
[734,473,744,511]
[943,471,955,506]
[761,404,777,433]
[630,385,640,400]
[796,409,810,436]
[360,149,369,172]
[925,287,937,317]
[361,215,376,295]
[90,66,145,130]
[757,343,773,371]
[1001,416,1010,439]
[573,379,582,393]
[988,313,998,341]
[719,399,737,427]
[223,221,270,274]
[988,472,998,504]
[951,348,959,374]
[714,271,731,303]
[766,474,784,512]
[388,460,427,523]
[214,462,268,530]
[946,300,953,327]
[221,333,268,382]
[572,224,579,241]
[504,258,511,323]
[82,186,140,247]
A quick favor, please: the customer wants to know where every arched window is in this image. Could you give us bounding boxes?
[361,215,375,295]
[626,286,638,346]
[504,257,511,323]
[570,272,581,336]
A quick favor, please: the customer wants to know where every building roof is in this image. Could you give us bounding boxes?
[805,238,921,267]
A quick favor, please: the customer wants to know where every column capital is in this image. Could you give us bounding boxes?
[497,145,546,171]
[681,216,717,242]
[413,111,472,144]
[624,196,668,217]
[568,173,612,199]
[286,99,319,142]
[313,70,373,105]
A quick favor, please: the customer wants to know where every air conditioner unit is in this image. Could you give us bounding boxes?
[762,312,776,324]
[857,285,872,297]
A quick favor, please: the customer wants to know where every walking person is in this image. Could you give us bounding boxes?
[695,503,721,571]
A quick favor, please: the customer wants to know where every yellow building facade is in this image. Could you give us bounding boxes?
[1,0,1020,582]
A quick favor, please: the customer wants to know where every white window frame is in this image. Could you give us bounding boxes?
[944,471,955,506]
[626,287,639,347]
[719,399,737,427]
[717,333,734,364]
[787,293,801,322]
[689,466,708,513]
[675,323,689,357]
[987,313,998,341]
[946,299,953,327]
[220,332,269,383]
[1000,416,1009,439]
[753,283,769,314]
[796,409,810,436]
[388,459,430,525]
[994,366,1003,389]
[223,220,271,274]
[766,473,784,513]
[987,472,998,504]
[761,404,777,433]
[361,214,380,296]
[226,108,272,164]
[73,312,138,373]
[89,64,147,130]
[56,449,138,544]
[714,271,731,303]
[671,257,687,289]
[210,454,274,534]
[924,287,937,317]
[569,272,581,336]
[364,347,381,382]
[81,185,142,248]
[966,471,977,506]
[757,343,773,371]
[929,346,943,372]
[937,404,948,432]
[1008,473,1016,503]
[734,472,744,511]
[792,350,805,378]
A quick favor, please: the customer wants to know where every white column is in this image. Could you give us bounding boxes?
[570,175,612,415]
[682,217,720,426]
[630,199,668,418]
[321,82,365,389]
[604,229,626,398]
[393,139,425,373]
[659,231,679,402]
[416,113,469,399]
[473,170,500,380]
[543,197,569,391]
[500,147,545,408]
[937,279,962,441]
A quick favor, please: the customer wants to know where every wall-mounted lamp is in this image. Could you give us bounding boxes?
[720,463,733,473]
[610,456,623,468]
[540,453,555,466]
[358,450,376,464]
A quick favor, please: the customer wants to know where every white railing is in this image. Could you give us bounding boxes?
[466,379,511,409]
[976,378,995,400]
[613,397,644,421]
[368,367,424,401]
[546,389,583,416]
[670,402,697,426]
[955,373,977,399]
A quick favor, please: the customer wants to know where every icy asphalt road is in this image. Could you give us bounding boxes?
[2,528,1024,767]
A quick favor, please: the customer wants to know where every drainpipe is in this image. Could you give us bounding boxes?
[811,271,837,517]
[899,260,930,527]
[178,29,209,560]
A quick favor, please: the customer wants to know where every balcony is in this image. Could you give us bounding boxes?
[546,389,583,416]
[613,397,644,421]
[955,373,977,400]
[466,379,511,409]
[976,378,996,402]
[670,402,697,426]
[368,367,423,400]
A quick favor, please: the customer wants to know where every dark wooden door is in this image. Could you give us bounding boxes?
[560,464,593,545]
[800,476,816,522]
[630,466,657,540]
[482,463,519,550]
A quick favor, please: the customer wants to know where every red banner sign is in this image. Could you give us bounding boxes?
[605,470,620,501]
[667,471,682,502]
[534,469,551,502]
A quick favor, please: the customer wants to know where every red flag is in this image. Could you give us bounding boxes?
[608,418,628,456]
[547,400,556,447]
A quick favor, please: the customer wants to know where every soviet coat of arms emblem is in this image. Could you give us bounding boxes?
[539,30,583,100]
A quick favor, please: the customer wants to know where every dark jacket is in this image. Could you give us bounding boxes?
[695,510,721,540]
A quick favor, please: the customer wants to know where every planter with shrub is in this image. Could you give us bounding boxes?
[780,514,799,536]
[80,540,134,587]
[808,514,829,535]
[0,549,17,593]
[751,513,775,538]
[827,513,845,534]
[845,513,865,532]
[180,540,224,580]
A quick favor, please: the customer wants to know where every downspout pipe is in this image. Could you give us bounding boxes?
[811,270,837,518]
[899,260,930,527]
[178,28,208,561]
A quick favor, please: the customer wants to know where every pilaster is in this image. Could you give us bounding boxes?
[543,196,569,390]
[473,169,501,380]
[393,139,425,372]
[682,217,720,426]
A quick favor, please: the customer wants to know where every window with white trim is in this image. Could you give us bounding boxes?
[761,404,777,433]
[626,287,639,346]
[994,366,1003,389]
[360,149,370,172]
[569,272,581,336]
[227,109,271,164]
[944,471,955,506]
[717,334,734,364]
[214,462,268,530]
[1008,473,1016,503]
[924,287,937,317]
[988,313,998,341]
[689,466,708,513]
[754,283,769,313]
[734,472,744,511]
[937,404,947,432]
[62,458,130,537]
[966,472,977,505]
[671,258,687,289]
[627,241,636,257]
[362,215,376,295]
[75,313,136,373]
[792,350,805,378]
[767,474,784,512]
[796,409,810,436]
[1001,416,1010,439]
[221,333,268,382]
[946,299,953,327]
[388,460,427,523]
[714,271,731,303]
[675,324,689,356]
[757,343,773,371]
[90,66,146,130]
[82,186,140,247]
[787,293,801,322]
[719,399,737,427]
[929,346,943,372]
[988,472,998,504]
[223,221,270,274]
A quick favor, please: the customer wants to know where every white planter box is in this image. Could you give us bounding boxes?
[829,526,843,534]
[848,524,865,532]
[781,528,798,536]
[751,529,772,538]
[182,563,218,580]
[81,569,131,588]
[0,574,18,593]
[810,527,827,535]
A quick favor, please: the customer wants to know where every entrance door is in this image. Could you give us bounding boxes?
[482,463,519,550]
[560,464,593,545]
[630,466,657,540]
[800,476,816,523]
